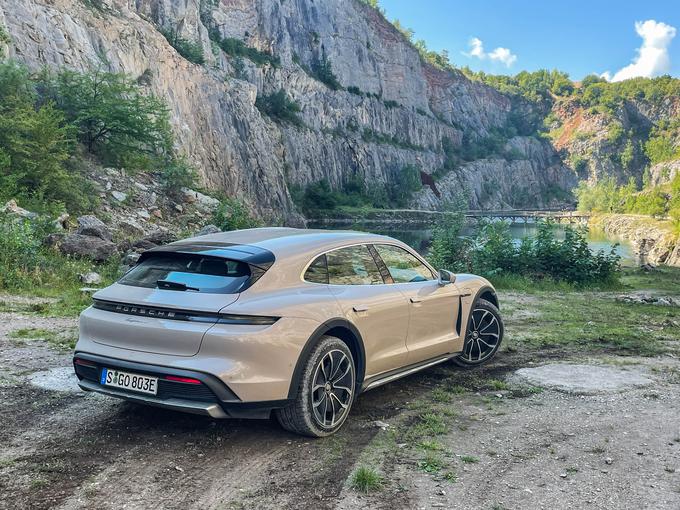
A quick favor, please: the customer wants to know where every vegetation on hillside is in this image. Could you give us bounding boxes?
[255,89,303,126]
[0,60,193,214]
[209,29,280,68]
[292,165,423,215]
[0,213,120,313]
[575,174,680,229]
[160,28,205,65]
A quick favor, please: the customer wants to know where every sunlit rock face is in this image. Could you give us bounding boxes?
[1,0,578,221]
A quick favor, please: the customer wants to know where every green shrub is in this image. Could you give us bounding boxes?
[350,466,383,493]
[387,164,421,207]
[213,33,280,67]
[0,62,95,213]
[347,86,363,96]
[430,216,620,285]
[212,197,260,231]
[645,127,680,165]
[255,89,302,126]
[0,23,10,59]
[310,53,342,90]
[299,179,338,213]
[161,157,198,192]
[429,197,470,272]
[471,221,620,285]
[160,28,205,65]
[39,68,173,171]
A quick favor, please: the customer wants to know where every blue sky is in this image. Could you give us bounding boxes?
[379,0,680,80]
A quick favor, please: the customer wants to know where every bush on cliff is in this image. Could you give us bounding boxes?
[160,28,205,65]
[255,89,303,126]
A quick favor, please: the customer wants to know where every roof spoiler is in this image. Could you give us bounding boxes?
[140,242,275,270]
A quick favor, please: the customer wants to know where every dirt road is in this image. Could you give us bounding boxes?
[1,294,679,510]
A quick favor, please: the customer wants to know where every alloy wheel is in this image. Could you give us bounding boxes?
[460,307,501,363]
[310,349,354,428]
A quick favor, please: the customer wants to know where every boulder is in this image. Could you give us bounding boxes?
[143,230,177,245]
[111,190,127,202]
[181,188,220,211]
[122,251,141,266]
[76,215,112,241]
[195,224,222,237]
[79,272,102,285]
[2,199,38,219]
[59,234,118,262]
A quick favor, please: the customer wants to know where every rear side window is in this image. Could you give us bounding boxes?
[304,254,329,284]
[119,253,251,294]
[327,245,384,285]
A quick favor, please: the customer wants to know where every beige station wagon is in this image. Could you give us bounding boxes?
[74,228,503,437]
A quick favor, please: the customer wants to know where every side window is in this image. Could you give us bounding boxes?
[304,254,329,284]
[327,245,384,285]
[374,244,435,283]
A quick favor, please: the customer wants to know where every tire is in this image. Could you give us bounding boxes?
[275,335,356,437]
[452,298,504,368]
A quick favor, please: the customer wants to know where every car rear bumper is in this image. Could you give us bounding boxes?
[74,352,291,419]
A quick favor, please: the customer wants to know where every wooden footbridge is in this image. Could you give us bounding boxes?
[464,209,590,225]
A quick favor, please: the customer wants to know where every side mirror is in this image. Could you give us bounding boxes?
[438,269,455,286]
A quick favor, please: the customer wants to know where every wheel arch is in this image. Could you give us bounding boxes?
[477,287,499,309]
[287,319,366,400]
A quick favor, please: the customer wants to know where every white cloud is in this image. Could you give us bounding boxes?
[604,20,676,82]
[464,37,517,68]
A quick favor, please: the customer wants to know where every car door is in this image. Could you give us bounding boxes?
[373,244,461,364]
[318,244,411,378]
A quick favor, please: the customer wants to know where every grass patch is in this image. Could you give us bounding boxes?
[9,328,51,339]
[430,387,452,403]
[487,379,509,391]
[418,440,444,451]
[418,452,444,473]
[501,268,680,358]
[350,465,383,493]
[418,413,447,435]
[440,471,457,483]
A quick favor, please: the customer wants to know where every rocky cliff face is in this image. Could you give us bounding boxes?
[1,0,577,222]
[549,95,680,186]
[591,214,680,267]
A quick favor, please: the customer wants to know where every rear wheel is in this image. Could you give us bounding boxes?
[453,299,504,367]
[276,336,356,437]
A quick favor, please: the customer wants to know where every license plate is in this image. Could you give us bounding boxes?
[101,368,158,395]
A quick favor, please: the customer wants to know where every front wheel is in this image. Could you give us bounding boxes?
[453,298,504,367]
[275,335,356,437]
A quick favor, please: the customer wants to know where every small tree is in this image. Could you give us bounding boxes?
[311,51,342,90]
[160,28,205,65]
[39,69,174,170]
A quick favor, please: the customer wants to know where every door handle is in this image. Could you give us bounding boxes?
[410,297,423,304]
[353,305,369,313]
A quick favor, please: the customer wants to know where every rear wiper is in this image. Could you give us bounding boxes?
[157,280,200,292]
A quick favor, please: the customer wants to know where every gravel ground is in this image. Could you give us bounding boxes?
[0,295,679,510]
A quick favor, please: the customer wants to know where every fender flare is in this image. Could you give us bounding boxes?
[287,318,366,400]
[473,285,499,309]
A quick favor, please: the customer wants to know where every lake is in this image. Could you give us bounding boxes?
[308,219,636,265]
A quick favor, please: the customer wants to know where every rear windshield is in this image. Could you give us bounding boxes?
[119,253,251,294]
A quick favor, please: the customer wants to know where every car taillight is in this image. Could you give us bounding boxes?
[165,375,202,385]
[74,358,97,367]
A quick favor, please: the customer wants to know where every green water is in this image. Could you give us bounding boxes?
[308,220,636,265]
